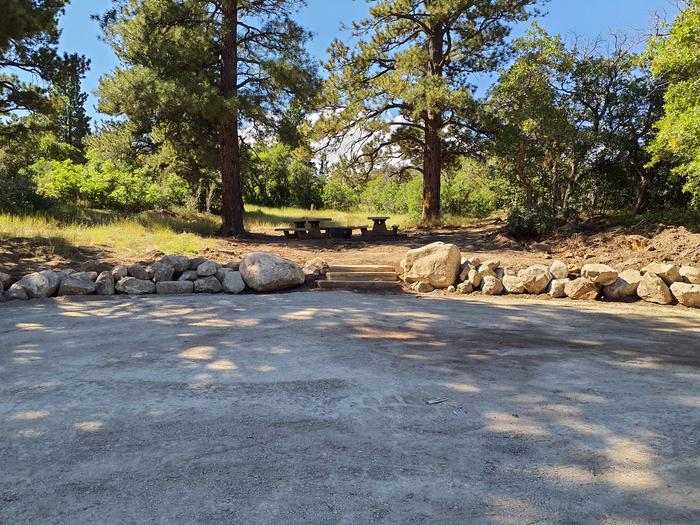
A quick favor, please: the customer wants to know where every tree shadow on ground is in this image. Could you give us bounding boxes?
[1,293,698,522]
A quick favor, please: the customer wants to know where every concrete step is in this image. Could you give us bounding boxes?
[326,272,398,282]
[327,265,396,273]
[317,280,404,292]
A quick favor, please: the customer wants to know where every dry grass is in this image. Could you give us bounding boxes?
[0,205,487,262]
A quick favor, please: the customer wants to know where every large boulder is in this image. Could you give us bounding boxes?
[502,275,526,294]
[127,264,150,281]
[95,271,115,295]
[519,265,552,294]
[17,271,61,298]
[641,263,682,286]
[149,261,174,283]
[548,278,569,298]
[240,252,305,292]
[680,266,700,285]
[637,273,673,305]
[115,277,156,295]
[5,283,28,301]
[481,276,503,295]
[670,282,700,308]
[549,260,569,280]
[581,264,618,286]
[156,281,194,295]
[565,278,599,300]
[220,271,246,294]
[401,242,461,289]
[160,255,190,273]
[603,269,642,300]
[58,276,96,296]
[194,276,223,293]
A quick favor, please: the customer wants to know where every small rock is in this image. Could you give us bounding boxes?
[5,283,28,301]
[115,277,156,295]
[458,261,471,282]
[156,281,194,295]
[196,260,218,277]
[188,256,208,271]
[303,258,329,281]
[519,265,552,294]
[456,282,473,294]
[220,271,246,294]
[637,273,673,305]
[95,271,115,295]
[502,275,526,294]
[58,276,96,296]
[127,264,150,280]
[224,260,241,270]
[565,278,599,300]
[679,266,700,285]
[71,271,98,282]
[581,264,618,286]
[603,269,642,300]
[568,263,582,276]
[481,259,500,271]
[0,271,12,289]
[549,260,568,280]
[548,278,569,298]
[194,276,222,293]
[641,263,682,285]
[112,265,128,281]
[80,259,109,273]
[160,255,190,273]
[467,256,481,268]
[477,265,496,279]
[670,282,700,308]
[149,261,174,283]
[17,271,61,298]
[467,269,482,289]
[481,276,503,295]
[178,270,198,282]
[414,282,435,293]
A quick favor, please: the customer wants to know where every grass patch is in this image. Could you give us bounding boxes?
[603,208,700,228]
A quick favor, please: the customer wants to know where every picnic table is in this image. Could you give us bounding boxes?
[367,216,390,234]
[276,218,333,239]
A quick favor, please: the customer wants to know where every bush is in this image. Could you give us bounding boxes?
[28,159,189,212]
[322,178,359,210]
[507,204,556,238]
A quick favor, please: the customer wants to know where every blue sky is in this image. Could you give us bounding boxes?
[58,0,679,122]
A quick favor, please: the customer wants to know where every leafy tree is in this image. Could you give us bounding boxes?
[97,0,319,234]
[315,0,542,224]
[648,0,700,207]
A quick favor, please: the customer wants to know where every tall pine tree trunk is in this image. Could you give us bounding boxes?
[422,112,442,225]
[219,0,246,236]
[421,25,444,225]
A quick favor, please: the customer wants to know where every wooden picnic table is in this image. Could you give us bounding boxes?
[367,216,390,233]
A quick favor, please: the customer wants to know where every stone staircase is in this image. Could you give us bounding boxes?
[317,265,404,292]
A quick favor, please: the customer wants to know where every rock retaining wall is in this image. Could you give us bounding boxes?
[0,252,313,303]
[404,242,700,308]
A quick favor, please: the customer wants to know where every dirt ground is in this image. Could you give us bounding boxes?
[2,218,699,279]
[1,292,699,523]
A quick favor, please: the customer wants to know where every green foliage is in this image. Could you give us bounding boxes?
[648,0,700,208]
[441,160,501,218]
[507,204,556,239]
[322,178,360,211]
[243,143,323,209]
[28,159,189,212]
[315,0,541,222]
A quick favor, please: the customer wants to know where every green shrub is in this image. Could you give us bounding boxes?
[322,178,359,210]
[507,204,556,238]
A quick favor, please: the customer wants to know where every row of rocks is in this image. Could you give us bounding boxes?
[401,242,700,308]
[1,252,309,302]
